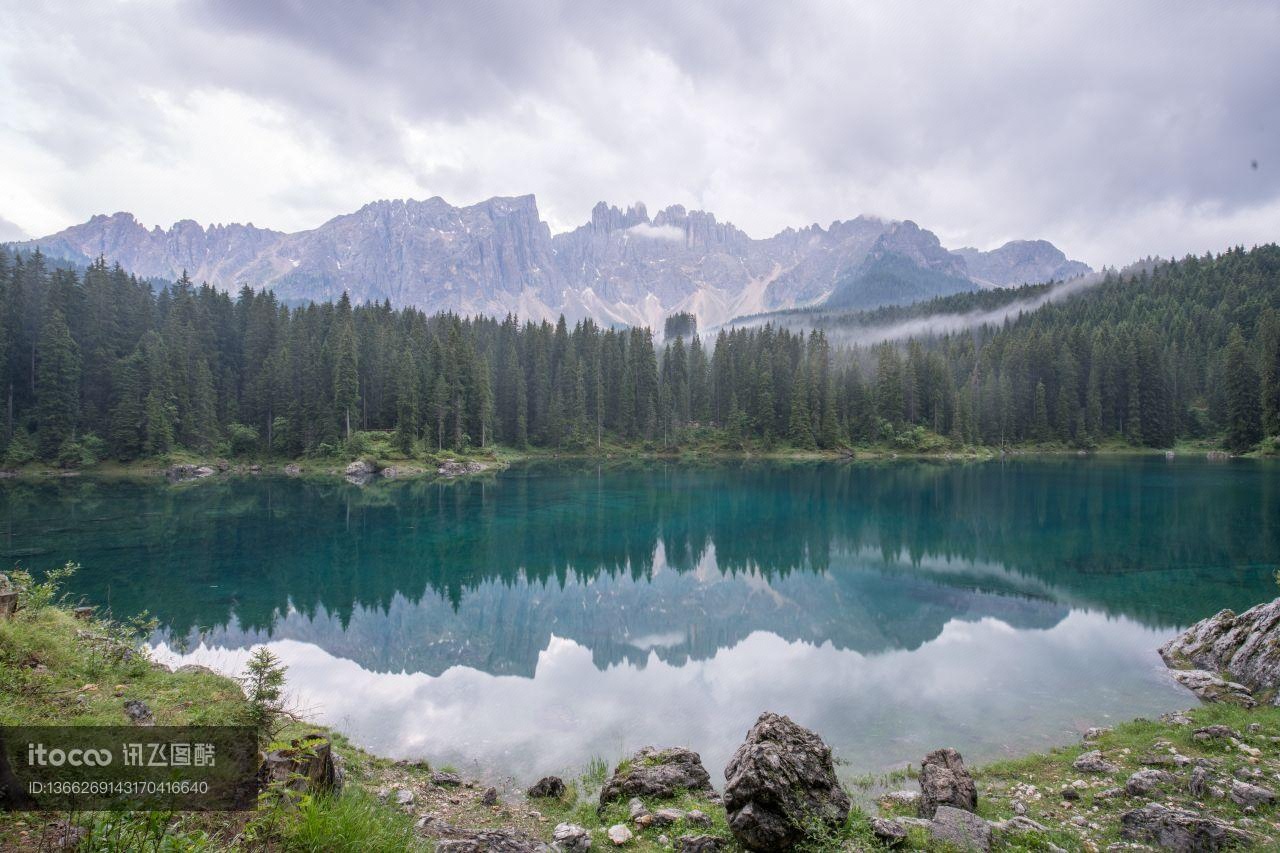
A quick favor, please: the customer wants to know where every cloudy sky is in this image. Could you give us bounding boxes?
[1,0,1277,267]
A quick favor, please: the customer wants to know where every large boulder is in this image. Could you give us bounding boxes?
[928,806,991,852]
[599,747,713,807]
[528,776,567,799]
[722,712,850,851]
[918,748,977,818]
[1160,598,1280,702]
[1120,803,1251,851]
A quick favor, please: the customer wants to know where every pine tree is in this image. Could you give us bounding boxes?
[1224,326,1262,451]
[331,293,360,442]
[394,347,420,454]
[34,309,80,458]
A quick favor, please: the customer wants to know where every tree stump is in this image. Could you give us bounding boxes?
[257,734,342,794]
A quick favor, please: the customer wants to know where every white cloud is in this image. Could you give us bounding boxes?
[624,222,684,242]
[0,0,1276,266]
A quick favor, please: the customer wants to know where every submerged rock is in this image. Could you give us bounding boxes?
[1160,598,1280,702]
[599,747,713,807]
[723,712,850,851]
[1120,803,1251,850]
[918,748,977,817]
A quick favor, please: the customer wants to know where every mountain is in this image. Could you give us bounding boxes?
[15,196,1091,331]
[954,239,1092,288]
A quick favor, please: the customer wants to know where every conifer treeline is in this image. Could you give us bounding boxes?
[0,245,1277,464]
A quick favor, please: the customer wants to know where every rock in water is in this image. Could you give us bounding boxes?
[928,806,992,852]
[528,776,567,798]
[1160,598,1280,702]
[599,747,713,807]
[1120,803,1251,850]
[918,748,978,817]
[722,712,850,851]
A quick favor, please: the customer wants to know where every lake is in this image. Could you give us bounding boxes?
[3,457,1278,788]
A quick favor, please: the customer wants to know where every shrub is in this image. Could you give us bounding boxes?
[227,422,260,456]
[3,429,37,466]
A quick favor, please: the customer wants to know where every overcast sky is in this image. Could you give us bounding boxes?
[1,0,1277,267]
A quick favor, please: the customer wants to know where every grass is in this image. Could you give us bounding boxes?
[0,565,431,852]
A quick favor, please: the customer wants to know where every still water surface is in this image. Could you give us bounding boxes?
[4,458,1278,784]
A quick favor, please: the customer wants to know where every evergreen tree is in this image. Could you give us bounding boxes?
[35,309,81,457]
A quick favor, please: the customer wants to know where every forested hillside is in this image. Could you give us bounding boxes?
[0,245,1277,466]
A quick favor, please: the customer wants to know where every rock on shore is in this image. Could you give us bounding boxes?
[1161,597,1280,703]
[598,747,715,808]
[723,712,850,851]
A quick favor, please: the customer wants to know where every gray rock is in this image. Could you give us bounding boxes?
[1083,726,1112,741]
[1229,779,1275,807]
[600,747,713,807]
[436,828,551,852]
[877,789,920,810]
[1193,725,1241,741]
[928,805,992,852]
[1126,769,1176,797]
[686,810,710,827]
[606,824,632,845]
[482,787,499,806]
[1120,803,1251,851]
[283,463,302,476]
[869,817,908,847]
[438,460,487,477]
[551,822,591,852]
[432,771,462,787]
[627,798,648,820]
[528,776,567,799]
[1160,598,1280,702]
[918,748,977,817]
[122,699,154,726]
[674,836,722,853]
[651,808,687,826]
[723,712,851,851]
[1072,750,1119,774]
[1169,671,1257,706]
[1189,766,1211,798]
[992,816,1049,835]
[395,788,415,806]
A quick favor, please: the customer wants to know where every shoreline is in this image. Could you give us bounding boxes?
[0,439,1260,485]
[5,592,1280,850]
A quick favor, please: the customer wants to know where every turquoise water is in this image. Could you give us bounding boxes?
[3,458,1278,785]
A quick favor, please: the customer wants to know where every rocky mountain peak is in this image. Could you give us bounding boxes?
[15,195,1092,331]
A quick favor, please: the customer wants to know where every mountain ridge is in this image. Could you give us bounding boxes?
[13,195,1092,331]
